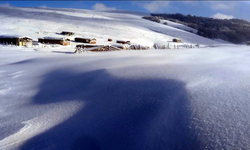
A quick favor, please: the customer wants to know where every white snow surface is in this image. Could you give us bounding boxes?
[160,19,198,34]
[0,6,223,48]
[0,6,250,150]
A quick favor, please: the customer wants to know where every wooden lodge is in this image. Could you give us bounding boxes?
[61,31,75,36]
[173,38,182,43]
[0,35,32,46]
[38,37,70,46]
[116,40,131,45]
[75,37,96,44]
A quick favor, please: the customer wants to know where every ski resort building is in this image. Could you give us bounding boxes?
[38,37,70,46]
[173,39,182,43]
[61,31,75,36]
[0,35,32,46]
[75,37,96,44]
[116,40,131,45]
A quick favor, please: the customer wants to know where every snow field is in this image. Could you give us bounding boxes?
[1,45,250,149]
[0,6,249,150]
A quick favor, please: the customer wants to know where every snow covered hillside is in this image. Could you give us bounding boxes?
[1,6,250,150]
[0,5,224,50]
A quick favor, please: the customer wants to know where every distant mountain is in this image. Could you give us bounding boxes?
[151,13,250,44]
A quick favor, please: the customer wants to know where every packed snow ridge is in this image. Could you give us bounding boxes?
[0,6,250,150]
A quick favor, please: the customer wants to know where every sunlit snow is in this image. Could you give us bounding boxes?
[0,6,250,150]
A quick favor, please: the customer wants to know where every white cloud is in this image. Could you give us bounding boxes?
[39,5,47,8]
[182,1,199,7]
[208,2,236,11]
[92,3,116,11]
[211,13,234,20]
[0,3,10,7]
[143,1,169,13]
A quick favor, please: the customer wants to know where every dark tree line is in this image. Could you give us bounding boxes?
[151,13,250,44]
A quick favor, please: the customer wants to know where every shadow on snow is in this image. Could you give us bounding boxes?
[20,68,200,150]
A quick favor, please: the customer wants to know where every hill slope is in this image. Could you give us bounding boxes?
[0,6,225,50]
[151,13,250,44]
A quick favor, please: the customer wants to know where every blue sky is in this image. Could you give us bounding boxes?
[1,1,250,21]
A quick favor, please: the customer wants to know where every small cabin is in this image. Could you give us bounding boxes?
[75,37,96,44]
[90,40,96,44]
[108,38,113,42]
[116,40,131,45]
[61,31,75,36]
[38,37,70,46]
[0,35,32,46]
[173,39,182,43]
